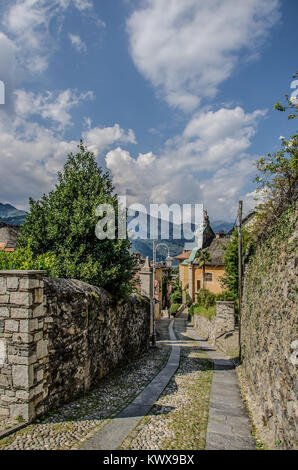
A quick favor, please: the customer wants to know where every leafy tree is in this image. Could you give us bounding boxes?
[170,284,182,304]
[195,249,211,289]
[254,89,297,242]
[274,71,298,120]
[18,141,136,296]
[220,227,251,296]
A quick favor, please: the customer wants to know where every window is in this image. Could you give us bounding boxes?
[196,280,201,290]
[204,272,213,282]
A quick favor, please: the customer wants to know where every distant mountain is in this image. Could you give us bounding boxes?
[211,220,234,233]
[0,202,233,259]
[0,203,27,226]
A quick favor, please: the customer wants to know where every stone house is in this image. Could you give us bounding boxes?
[0,221,20,252]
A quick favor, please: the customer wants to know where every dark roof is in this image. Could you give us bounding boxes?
[193,237,228,266]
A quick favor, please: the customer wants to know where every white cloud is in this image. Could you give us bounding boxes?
[1,0,100,77]
[83,124,137,155]
[14,88,94,129]
[68,33,87,53]
[127,0,280,111]
[242,188,267,217]
[0,115,137,208]
[105,106,265,219]
[0,116,78,207]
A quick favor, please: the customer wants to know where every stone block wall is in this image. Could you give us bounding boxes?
[241,205,297,449]
[0,271,47,421]
[193,301,235,346]
[0,271,150,422]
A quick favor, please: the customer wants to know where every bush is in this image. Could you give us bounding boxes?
[170,303,181,316]
[170,285,182,303]
[0,242,56,276]
[193,304,216,320]
[216,290,237,302]
[196,289,216,309]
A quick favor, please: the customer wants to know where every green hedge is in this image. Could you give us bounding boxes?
[170,303,181,316]
[0,243,56,276]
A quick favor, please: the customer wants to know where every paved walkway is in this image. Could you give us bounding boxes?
[189,326,256,450]
[81,314,255,450]
[81,319,181,450]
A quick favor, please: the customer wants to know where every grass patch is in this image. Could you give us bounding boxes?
[194,305,216,320]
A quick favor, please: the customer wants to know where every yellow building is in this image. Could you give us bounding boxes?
[176,234,228,303]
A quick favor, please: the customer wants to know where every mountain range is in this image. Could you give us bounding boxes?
[0,203,27,226]
[0,203,233,259]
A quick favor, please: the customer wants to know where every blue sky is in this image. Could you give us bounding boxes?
[0,0,297,221]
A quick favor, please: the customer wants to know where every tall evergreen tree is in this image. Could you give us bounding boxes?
[18,141,136,296]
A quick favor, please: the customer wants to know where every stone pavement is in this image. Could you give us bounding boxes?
[189,326,256,450]
[81,318,181,450]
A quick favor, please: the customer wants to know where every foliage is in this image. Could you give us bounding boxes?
[220,227,252,296]
[192,304,216,320]
[195,250,211,266]
[195,249,211,289]
[186,293,192,307]
[215,290,238,302]
[17,141,136,296]
[274,72,298,120]
[196,288,216,309]
[170,303,181,316]
[189,304,194,316]
[253,75,298,242]
[170,284,182,303]
[0,241,56,276]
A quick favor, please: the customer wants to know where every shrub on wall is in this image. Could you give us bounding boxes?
[0,242,56,276]
[196,289,216,309]
[170,303,181,316]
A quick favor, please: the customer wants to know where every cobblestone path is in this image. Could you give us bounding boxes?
[120,314,213,450]
[0,321,171,450]
[0,313,255,450]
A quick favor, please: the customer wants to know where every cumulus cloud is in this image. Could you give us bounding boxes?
[105,106,265,219]
[0,116,78,207]
[83,124,137,155]
[127,0,280,111]
[14,88,94,128]
[1,0,100,77]
[68,33,87,53]
[0,113,138,209]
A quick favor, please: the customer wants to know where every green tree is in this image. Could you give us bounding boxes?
[274,71,298,120]
[253,74,298,241]
[220,228,251,296]
[18,141,136,296]
[195,249,211,289]
[253,137,297,242]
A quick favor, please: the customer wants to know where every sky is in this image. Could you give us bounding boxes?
[0,0,297,222]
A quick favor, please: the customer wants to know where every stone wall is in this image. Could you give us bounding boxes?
[241,205,297,450]
[0,272,150,422]
[0,271,47,421]
[193,301,235,346]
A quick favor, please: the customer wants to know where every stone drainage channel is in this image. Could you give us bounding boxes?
[81,314,255,450]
